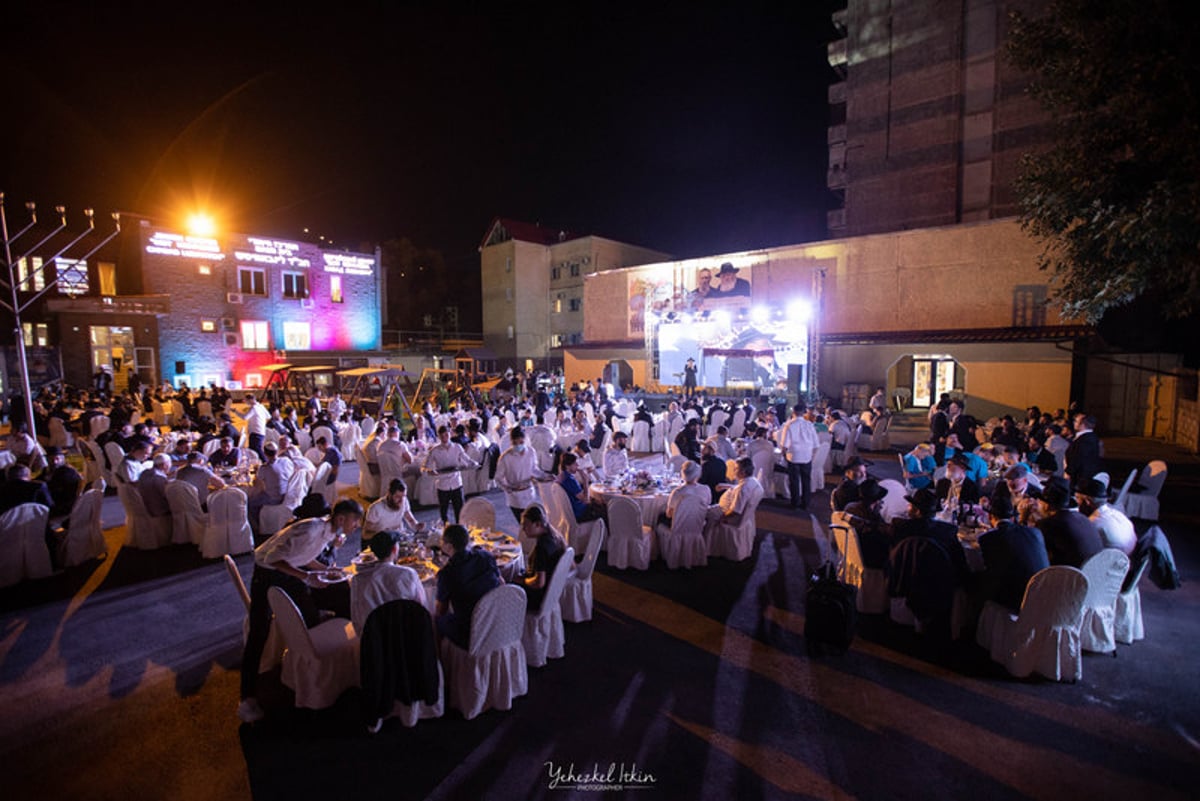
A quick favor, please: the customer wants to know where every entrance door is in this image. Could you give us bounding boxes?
[912,358,957,407]
[90,326,139,392]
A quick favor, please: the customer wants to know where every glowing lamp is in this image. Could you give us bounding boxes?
[787,299,812,322]
[750,306,770,325]
[187,213,216,237]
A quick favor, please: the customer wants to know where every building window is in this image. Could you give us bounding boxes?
[551,265,561,280]
[569,298,581,312]
[505,287,513,302]
[238,267,267,296]
[330,275,343,303]
[505,257,512,273]
[22,322,49,347]
[98,262,116,296]
[174,375,192,390]
[554,296,563,314]
[550,334,564,347]
[245,373,264,389]
[570,263,580,277]
[200,319,217,333]
[198,264,212,276]
[240,320,270,350]
[506,325,514,340]
[282,271,308,299]
[17,257,45,292]
[283,321,311,350]
[56,258,89,296]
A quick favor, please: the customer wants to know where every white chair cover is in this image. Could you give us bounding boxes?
[48,417,74,449]
[706,484,764,561]
[877,478,909,523]
[311,426,335,448]
[0,503,53,587]
[831,512,888,614]
[1111,468,1138,514]
[89,415,111,438]
[561,524,606,622]
[1079,548,1130,653]
[224,556,281,673]
[202,439,222,457]
[202,487,254,558]
[59,488,107,567]
[656,495,708,570]
[377,449,407,501]
[197,400,213,419]
[360,416,375,438]
[261,469,309,538]
[539,482,602,555]
[751,449,777,501]
[650,416,665,454]
[976,566,1088,682]
[440,584,529,720]
[165,480,207,546]
[527,425,557,473]
[80,438,107,486]
[811,439,831,492]
[358,448,381,501]
[462,440,490,496]
[522,546,574,667]
[630,420,652,452]
[728,408,746,439]
[118,484,172,550]
[294,429,312,453]
[460,497,497,530]
[606,496,655,570]
[104,442,126,480]
[1121,460,1167,520]
[268,587,359,709]
[708,409,728,438]
[339,421,363,462]
[311,461,338,508]
[1114,556,1149,644]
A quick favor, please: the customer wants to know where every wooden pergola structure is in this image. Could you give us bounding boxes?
[254,363,337,409]
[335,365,419,426]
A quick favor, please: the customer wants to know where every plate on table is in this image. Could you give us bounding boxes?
[351,551,377,566]
[496,553,516,565]
[414,562,436,581]
[320,569,349,583]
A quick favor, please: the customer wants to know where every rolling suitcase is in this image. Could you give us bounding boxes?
[805,560,857,654]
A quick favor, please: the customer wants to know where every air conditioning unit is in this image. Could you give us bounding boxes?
[221,317,236,331]
[224,333,239,348]
[226,292,244,304]
[300,298,315,309]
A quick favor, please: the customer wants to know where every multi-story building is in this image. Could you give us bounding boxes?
[826,0,1051,237]
[7,216,382,393]
[478,217,669,370]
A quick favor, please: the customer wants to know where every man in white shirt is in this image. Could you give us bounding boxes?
[237,394,271,459]
[602,430,630,479]
[350,529,427,634]
[238,498,364,723]
[778,404,819,510]
[364,480,424,538]
[115,437,154,485]
[705,457,763,534]
[659,459,712,530]
[247,443,290,534]
[495,426,544,523]
[705,425,738,461]
[1076,478,1137,556]
[423,425,477,524]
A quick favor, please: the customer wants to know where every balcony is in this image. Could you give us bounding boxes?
[45,294,171,316]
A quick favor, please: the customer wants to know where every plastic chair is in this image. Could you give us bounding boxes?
[1079,548,1130,654]
[440,584,529,720]
[1121,460,1167,520]
[522,546,574,666]
[976,566,1089,682]
[0,503,53,587]
[460,496,496,530]
[706,482,764,562]
[655,495,708,570]
[118,484,172,550]
[57,488,107,567]
[606,496,655,570]
[561,525,606,622]
[165,480,207,546]
[202,487,254,558]
[830,512,888,614]
[268,586,359,709]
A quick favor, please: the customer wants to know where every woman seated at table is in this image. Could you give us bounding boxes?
[516,504,567,613]
[658,460,711,528]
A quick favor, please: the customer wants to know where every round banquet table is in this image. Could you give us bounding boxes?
[588,483,674,526]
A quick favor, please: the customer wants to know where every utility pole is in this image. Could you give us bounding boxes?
[0,193,120,430]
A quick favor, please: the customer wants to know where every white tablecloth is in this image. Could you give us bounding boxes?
[589,485,671,526]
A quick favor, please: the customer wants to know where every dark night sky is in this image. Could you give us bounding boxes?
[3,3,839,293]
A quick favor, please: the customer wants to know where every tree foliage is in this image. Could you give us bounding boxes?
[1006,0,1200,321]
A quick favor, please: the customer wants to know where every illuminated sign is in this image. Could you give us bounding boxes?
[234,237,311,268]
[322,252,374,276]
[146,231,225,260]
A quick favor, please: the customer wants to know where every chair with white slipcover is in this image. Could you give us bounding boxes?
[260,469,308,538]
[223,555,282,673]
[1114,550,1150,645]
[527,425,558,474]
[202,487,254,558]
[1079,548,1130,654]
[522,546,574,666]
[48,416,74,450]
[750,448,777,501]
[706,482,764,562]
[460,496,496,531]
[311,426,335,450]
[1119,460,1167,521]
[655,495,708,570]
[377,449,408,501]
[104,442,127,481]
[57,487,107,567]
[310,461,338,509]
[561,525,606,622]
[0,503,53,587]
[630,420,652,453]
[359,599,444,731]
[877,478,909,523]
[831,511,888,614]
[80,438,108,487]
[117,483,172,550]
[165,479,206,546]
[606,496,655,570]
[539,481,603,556]
[976,566,1089,682]
[440,584,529,720]
[811,438,832,493]
[268,586,359,709]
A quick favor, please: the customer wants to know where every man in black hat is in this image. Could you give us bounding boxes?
[830,457,869,512]
[675,418,702,463]
[841,478,891,568]
[707,262,751,298]
[891,488,969,582]
[1035,476,1102,568]
[975,495,1050,613]
[1075,477,1136,556]
[683,357,698,398]
[935,454,980,510]
[42,446,82,519]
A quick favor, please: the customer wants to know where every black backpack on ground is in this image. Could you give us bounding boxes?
[805,561,857,654]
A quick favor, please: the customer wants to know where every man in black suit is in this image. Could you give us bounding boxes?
[934,454,980,511]
[1064,413,1102,489]
[0,463,53,514]
[42,446,82,519]
[890,488,970,584]
[974,495,1050,613]
[1035,475,1102,568]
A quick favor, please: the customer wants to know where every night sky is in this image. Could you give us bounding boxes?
[3,3,839,293]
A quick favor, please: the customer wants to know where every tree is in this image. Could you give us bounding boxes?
[1006,0,1200,322]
